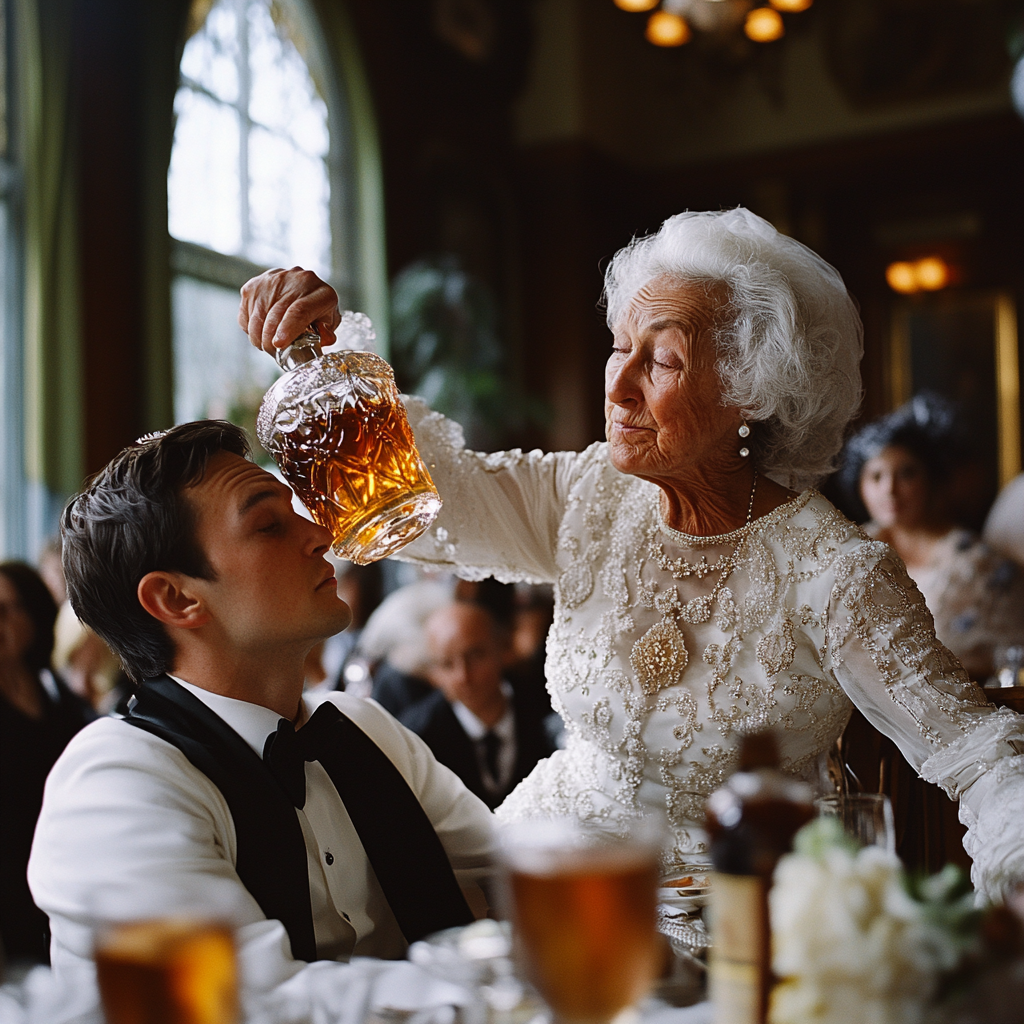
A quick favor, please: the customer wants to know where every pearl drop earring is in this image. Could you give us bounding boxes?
[738,422,750,458]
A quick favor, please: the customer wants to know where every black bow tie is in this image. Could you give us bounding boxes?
[263,703,341,809]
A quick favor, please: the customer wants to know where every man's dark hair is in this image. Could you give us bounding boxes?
[60,421,251,684]
[0,561,59,673]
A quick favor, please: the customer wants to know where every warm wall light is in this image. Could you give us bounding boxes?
[886,257,951,294]
[770,0,812,11]
[646,10,691,45]
[615,0,659,11]
[745,7,784,42]
[886,262,918,294]
[915,257,949,291]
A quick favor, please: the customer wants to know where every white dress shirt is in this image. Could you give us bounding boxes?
[28,684,494,1021]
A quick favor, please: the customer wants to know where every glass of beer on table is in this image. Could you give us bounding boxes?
[256,312,442,565]
[95,918,238,1024]
[499,818,664,1024]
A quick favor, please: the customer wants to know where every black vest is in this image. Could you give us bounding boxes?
[125,676,473,961]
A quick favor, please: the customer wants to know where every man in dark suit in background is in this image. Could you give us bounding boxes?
[400,601,555,810]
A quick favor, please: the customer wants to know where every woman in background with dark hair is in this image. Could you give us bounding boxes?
[838,396,1024,872]
[0,561,92,966]
[840,394,1024,681]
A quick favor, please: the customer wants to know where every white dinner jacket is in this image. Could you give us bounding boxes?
[27,688,494,1020]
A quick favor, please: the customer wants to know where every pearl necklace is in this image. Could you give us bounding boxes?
[649,472,758,625]
[650,472,758,579]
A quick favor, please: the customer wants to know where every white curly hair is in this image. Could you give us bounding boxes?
[603,208,863,489]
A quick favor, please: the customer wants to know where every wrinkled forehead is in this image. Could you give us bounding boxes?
[619,274,728,333]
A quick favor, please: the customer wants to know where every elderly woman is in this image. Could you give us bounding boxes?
[240,209,1024,899]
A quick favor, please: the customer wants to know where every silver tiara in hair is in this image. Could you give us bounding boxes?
[134,430,170,445]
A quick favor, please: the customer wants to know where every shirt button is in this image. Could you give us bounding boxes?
[324,851,334,866]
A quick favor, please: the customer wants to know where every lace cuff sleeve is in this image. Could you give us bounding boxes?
[824,542,1024,899]
[395,397,581,584]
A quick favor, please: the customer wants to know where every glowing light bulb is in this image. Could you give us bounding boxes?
[745,7,784,41]
[886,262,918,294]
[614,0,659,11]
[915,257,949,291]
[770,0,812,11]
[646,10,691,45]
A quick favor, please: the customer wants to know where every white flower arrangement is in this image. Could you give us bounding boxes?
[769,818,982,1024]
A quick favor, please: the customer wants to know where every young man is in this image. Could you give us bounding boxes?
[401,602,555,810]
[27,422,493,1017]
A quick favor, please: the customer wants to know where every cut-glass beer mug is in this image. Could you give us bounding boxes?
[256,311,441,564]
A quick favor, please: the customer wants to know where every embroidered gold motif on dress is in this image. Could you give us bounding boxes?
[630,620,689,695]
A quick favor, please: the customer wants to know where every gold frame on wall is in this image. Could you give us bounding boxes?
[888,290,1021,488]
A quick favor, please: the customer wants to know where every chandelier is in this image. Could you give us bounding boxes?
[614,0,812,47]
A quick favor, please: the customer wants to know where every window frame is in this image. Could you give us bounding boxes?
[168,0,354,298]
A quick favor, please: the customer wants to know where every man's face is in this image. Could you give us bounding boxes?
[183,452,351,656]
[425,604,504,710]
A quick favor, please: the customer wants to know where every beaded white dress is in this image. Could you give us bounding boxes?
[400,400,1024,898]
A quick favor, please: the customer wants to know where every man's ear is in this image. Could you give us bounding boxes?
[137,571,210,630]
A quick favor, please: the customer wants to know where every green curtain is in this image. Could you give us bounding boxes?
[16,0,82,498]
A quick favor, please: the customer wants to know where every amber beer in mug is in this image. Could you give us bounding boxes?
[257,320,442,565]
[271,354,440,563]
[95,919,238,1024]
[502,821,662,1024]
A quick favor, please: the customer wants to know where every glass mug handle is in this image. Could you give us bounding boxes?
[275,324,323,371]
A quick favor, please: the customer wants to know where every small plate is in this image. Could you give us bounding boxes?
[658,871,711,914]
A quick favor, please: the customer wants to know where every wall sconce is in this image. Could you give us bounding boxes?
[886,257,951,295]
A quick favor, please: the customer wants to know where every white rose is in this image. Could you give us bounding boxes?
[770,844,939,1023]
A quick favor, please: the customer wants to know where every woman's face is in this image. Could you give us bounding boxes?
[604,276,740,485]
[0,573,34,666]
[859,445,931,530]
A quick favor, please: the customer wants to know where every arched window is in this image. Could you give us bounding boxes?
[168,0,344,435]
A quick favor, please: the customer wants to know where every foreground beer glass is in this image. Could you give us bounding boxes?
[499,819,663,1024]
[95,918,238,1024]
[256,311,442,564]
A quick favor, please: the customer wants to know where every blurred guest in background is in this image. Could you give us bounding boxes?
[52,601,128,714]
[401,601,555,809]
[841,393,1024,681]
[838,395,1024,871]
[359,578,452,717]
[36,539,66,607]
[454,578,557,737]
[0,562,92,965]
[37,535,129,715]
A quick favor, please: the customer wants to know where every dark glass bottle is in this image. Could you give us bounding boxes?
[705,732,814,1024]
